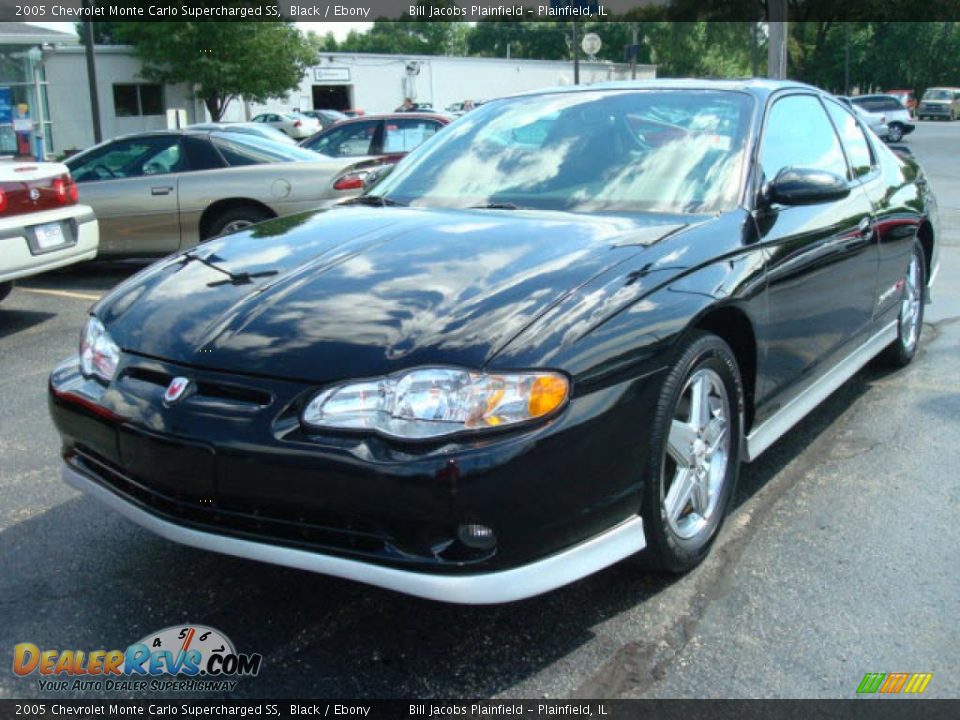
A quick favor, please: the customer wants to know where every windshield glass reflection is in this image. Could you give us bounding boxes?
[376,89,753,215]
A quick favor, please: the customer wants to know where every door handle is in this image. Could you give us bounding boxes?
[151,186,174,196]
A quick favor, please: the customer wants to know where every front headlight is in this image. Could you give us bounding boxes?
[79,315,119,382]
[302,367,569,440]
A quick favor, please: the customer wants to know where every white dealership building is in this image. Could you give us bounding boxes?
[25,25,653,154]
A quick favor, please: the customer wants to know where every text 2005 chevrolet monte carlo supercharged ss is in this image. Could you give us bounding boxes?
[49,80,940,603]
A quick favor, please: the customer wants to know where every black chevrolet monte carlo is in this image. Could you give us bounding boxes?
[50,80,940,604]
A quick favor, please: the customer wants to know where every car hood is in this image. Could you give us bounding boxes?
[95,206,686,383]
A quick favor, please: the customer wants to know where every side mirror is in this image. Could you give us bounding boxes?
[763,167,850,206]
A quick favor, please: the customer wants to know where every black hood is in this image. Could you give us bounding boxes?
[96,206,685,383]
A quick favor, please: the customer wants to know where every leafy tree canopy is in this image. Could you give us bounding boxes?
[94,19,317,121]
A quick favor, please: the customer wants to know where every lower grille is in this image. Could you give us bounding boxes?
[70,446,395,559]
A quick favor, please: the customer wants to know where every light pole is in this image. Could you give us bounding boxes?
[82,0,103,144]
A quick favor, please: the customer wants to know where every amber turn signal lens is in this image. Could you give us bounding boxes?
[528,375,569,418]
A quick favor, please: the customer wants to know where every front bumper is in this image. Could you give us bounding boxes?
[50,354,662,603]
[62,461,645,604]
[918,104,952,118]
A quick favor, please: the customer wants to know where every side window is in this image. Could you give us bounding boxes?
[303,120,378,157]
[382,119,442,153]
[760,95,848,183]
[182,136,226,171]
[68,137,183,182]
[824,100,874,179]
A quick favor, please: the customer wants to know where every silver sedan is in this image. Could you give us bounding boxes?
[65,130,371,257]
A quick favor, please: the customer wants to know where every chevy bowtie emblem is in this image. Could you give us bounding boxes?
[164,377,191,404]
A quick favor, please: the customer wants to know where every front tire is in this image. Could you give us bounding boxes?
[887,122,904,142]
[0,281,12,304]
[642,331,744,573]
[880,239,926,368]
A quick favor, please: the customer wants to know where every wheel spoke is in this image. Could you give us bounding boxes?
[664,467,697,522]
[692,473,710,516]
[668,419,697,467]
[689,374,711,430]
[704,416,727,454]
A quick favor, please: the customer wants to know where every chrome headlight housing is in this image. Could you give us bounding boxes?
[79,315,119,383]
[302,367,569,440]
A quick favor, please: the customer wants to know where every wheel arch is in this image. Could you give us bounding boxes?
[689,303,759,433]
[198,198,277,241]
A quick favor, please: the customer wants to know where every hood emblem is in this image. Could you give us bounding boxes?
[164,377,192,404]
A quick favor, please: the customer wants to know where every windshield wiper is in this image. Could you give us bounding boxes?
[468,202,522,210]
[342,195,406,207]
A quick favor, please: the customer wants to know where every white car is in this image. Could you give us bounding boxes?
[850,94,915,142]
[0,161,99,304]
[837,96,890,141]
[250,111,321,140]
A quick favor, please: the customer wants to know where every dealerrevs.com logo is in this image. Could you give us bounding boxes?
[13,624,262,693]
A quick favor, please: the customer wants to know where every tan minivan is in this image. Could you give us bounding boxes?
[916,87,960,121]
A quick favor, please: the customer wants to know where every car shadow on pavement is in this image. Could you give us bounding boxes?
[1,347,914,701]
[18,259,155,295]
[0,309,56,339]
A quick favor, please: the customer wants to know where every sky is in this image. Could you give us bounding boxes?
[26,21,373,41]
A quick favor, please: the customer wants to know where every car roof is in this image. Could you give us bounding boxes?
[503,77,823,102]
[327,112,452,124]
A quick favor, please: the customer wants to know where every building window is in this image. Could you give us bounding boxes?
[113,83,164,117]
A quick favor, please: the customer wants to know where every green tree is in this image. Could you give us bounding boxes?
[109,21,318,121]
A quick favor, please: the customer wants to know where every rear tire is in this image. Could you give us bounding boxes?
[0,281,12,304]
[887,123,904,142]
[641,331,744,573]
[204,206,273,240]
[879,239,926,368]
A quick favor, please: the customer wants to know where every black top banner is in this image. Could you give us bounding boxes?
[1,0,959,23]
[1,700,959,720]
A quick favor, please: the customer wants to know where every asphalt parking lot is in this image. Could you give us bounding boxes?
[1,121,958,700]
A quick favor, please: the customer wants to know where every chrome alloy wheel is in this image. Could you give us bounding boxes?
[900,252,922,352]
[662,368,731,540]
[221,219,255,235]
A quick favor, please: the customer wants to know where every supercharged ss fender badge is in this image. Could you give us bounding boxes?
[164,377,192,404]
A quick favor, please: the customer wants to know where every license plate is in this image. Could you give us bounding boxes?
[33,222,66,250]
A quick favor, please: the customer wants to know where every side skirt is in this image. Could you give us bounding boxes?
[744,320,898,462]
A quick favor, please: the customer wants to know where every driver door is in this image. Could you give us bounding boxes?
[68,135,185,256]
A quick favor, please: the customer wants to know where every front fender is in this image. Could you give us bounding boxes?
[487,214,767,396]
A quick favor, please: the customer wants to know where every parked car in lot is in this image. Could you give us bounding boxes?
[250,111,321,139]
[916,87,960,120]
[0,161,98,303]
[301,109,348,129]
[885,89,917,115]
[837,96,890,140]
[51,80,939,603]
[299,112,451,162]
[850,94,915,142]
[188,122,297,145]
[64,130,370,256]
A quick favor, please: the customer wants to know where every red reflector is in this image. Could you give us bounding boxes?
[293,120,302,128]
[333,175,364,191]
[0,189,6,214]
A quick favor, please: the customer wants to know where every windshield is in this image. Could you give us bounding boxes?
[923,89,956,101]
[209,132,324,164]
[374,89,753,214]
